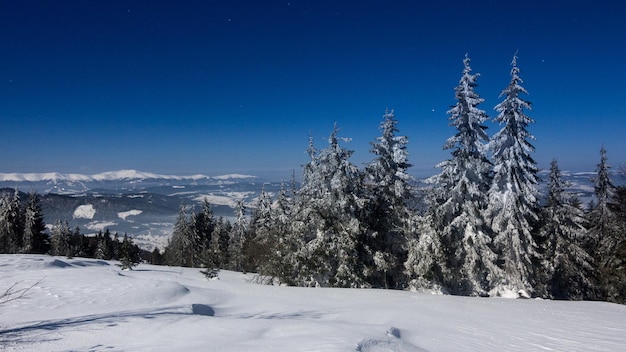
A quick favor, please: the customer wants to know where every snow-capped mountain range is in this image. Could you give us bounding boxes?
[0,169,256,183]
[0,169,260,197]
[0,170,273,251]
[0,169,612,252]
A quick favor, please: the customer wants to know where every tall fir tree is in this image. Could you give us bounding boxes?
[165,204,198,267]
[191,199,216,267]
[49,220,71,257]
[587,146,623,302]
[104,229,116,259]
[318,126,369,288]
[429,55,500,296]
[291,137,321,250]
[23,192,48,254]
[94,230,110,260]
[193,199,215,251]
[404,213,448,294]
[289,137,323,285]
[539,159,596,299]
[609,185,626,303]
[364,109,413,288]
[487,54,540,296]
[118,234,141,270]
[68,226,82,258]
[266,176,312,286]
[292,125,369,287]
[587,146,618,253]
[193,199,218,269]
[199,215,232,269]
[229,199,248,272]
[0,191,23,253]
[245,189,274,273]
[268,180,298,284]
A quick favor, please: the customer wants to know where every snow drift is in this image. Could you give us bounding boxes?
[1,254,625,351]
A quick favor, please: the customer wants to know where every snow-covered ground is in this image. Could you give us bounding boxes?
[2,255,625,351]
[73,204,96,219]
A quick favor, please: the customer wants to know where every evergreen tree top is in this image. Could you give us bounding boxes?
[547,159,567,208]
[491,54,538,187]
[444,54,489,154]
[494,54,534,130]
[593,146,616,206]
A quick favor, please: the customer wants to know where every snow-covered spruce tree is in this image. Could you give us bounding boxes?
[118,234,141,270]
[105,229,119,259]
[292,125,370,288]
[0,192,12,253]
[19,193,34,253]
[487,54,540,296]
[587,146,623,302]
[587,147,618,252]
[288,135,324,286]
[364,109,413,288]
[245,189,274,273]
[69,226,88,258]
[264,179,298,284]
[609,185,626,303]
[247,178,299,284]
[229,199,248,272]
[539,159,596,300]
[404,213,449,294]
[49,220,71,257]
[207,216,232,269]
[0,191,23,253]
[23,191,48,254]
[192,199,216,267]
[193,199,215,251]
[429,55,501,296]
[165,204,198,267]
[94,231,110,260]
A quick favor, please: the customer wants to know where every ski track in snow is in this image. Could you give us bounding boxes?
[1,254,626,351]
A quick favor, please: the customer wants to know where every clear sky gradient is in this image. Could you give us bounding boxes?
[1,1,625,180]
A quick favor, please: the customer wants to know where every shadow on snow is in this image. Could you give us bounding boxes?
[0,303,214,345]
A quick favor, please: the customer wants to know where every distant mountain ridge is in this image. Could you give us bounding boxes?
[0,171,276,251]
[0,169,257,183]
[0,169,609,252]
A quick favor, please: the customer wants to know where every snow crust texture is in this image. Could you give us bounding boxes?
[2,254,626,352]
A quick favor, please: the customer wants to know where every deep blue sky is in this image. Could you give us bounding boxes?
[1,1,625,180]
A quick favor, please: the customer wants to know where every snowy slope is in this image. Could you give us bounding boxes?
[2,255,625,351]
